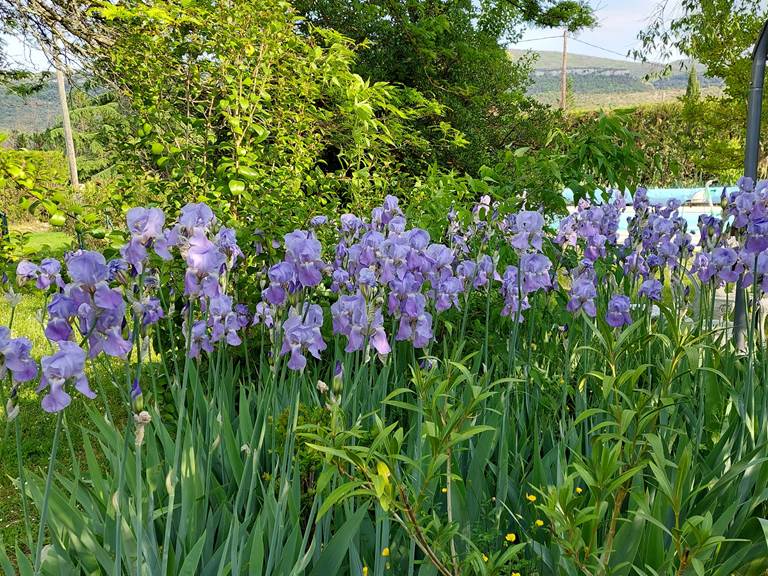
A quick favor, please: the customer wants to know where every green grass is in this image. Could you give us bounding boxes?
[21,232,73,255]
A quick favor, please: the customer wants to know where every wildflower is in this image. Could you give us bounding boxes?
[284,230,324,288]
[381,547,390,557]
[36,341,93,413]
[512,572,521,576]
[0,327,37,383]
[605,295,632,328]
[441,487,448,494]
[505,532,517,543]
[638,279,662,301]
[535,519,544,527]
[566,277,597,318]
[179,202,215,232]
[526,493,537,503]
[280,304,327,371]
[576,487,583,494]
[482,554,488,562]
[362,567,369,576]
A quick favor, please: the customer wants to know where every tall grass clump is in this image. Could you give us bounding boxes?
[3,181,768,574]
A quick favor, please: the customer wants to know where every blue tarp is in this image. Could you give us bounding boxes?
[563,186,739,205]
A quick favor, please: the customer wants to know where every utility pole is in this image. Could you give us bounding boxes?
[55,63,80,195]
[560,29,568,110]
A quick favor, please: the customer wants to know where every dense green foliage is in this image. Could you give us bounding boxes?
[637,0,767,99]
[568,97,763,186]
[94,0,467,234]
[291,0,594,173]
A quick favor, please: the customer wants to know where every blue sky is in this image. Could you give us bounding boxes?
[3,0,679,71]
[517,0,682,62]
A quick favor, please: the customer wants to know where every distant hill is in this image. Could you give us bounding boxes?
[1,51,724,135]
[509,49,723,109]
[0,77,62,135]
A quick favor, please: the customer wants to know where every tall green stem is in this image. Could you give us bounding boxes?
[34,411,64,575]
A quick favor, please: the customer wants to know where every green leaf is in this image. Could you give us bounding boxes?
[178,531,206,576]
[228,179,246,194]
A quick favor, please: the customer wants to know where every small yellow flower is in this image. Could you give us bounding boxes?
[505,532,517,543]
[382,547,390,557]
[441,487,448,494]
[482,554,489,562]
[512,572,521,576]
[363,567,369,576]
[576,487,583,494]
[526,493,537,503]
[535,519,544,527]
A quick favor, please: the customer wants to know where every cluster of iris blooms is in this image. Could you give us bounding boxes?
[3,176,766,413]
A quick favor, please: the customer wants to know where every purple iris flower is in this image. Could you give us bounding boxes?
[566,277,597,318]
[284,231,324,288]
[638,279,662,301]
[310,215,328,227]
[263,261,296,306]
[127,207,165,242]
[184,231,225,298]
[253,301,275,328]
[215,227,244,268]
[499,266,530,319]
[36,341,93,413]
[520,253,552,294]
[179,203,215,232]
[187,319,213,358]
[281,304,327,371]
[605,295,632,328]
[508,211,544,252]
[331,292,390,355]
[0,327,37,383]
[66,251,109,287]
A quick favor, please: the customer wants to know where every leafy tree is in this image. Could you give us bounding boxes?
[637,1,768,99]
[684,65,701,105]
[292,0,595,171]
[92,0,464,235]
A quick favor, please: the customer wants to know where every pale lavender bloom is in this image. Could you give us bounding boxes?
[107,259,130,283]
[567,277,597,317]
[520,253,551,294]
[36,341,93,413]
[127,207,165,241]
[15,261,39,285]
[284,231,324,288]
[179,203,215,231]
[499,266,529,319]
[638,279,662,301]
[184,231,225,298]
[331,292,390,355]
[623,252,648,278]
[710,247,741,284]
[0,327,37,383]
[215,227,243,267]
[508,211,544,252]
[605,295,632,327]
[187,320,213,358]
[66,251,109,287]
[396,309,433,348]
[263,261,296,306]
[140,297,164,326]
[253,301,275,328]
[310,215,328,227]
[281,304,327,371]
[432,276,463,312]
[37,259,63,290]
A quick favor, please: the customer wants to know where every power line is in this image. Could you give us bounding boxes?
[512,35,564,43]
[567,36,631,59]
